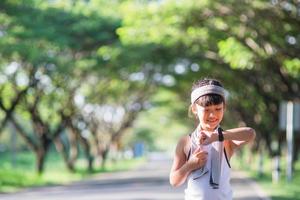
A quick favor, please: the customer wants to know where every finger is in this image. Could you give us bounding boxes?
[197,155,208,160]
[200,135,208,145]
[198,157,207,165]
[197,152,208,159]
[200,131,209,137]
[200,156,207,161]
[194,150,208,157]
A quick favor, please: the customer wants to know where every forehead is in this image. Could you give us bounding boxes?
[196,103,224,109]
[195,94,225,107]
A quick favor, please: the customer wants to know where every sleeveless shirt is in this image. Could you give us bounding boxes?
[184,129,232,200]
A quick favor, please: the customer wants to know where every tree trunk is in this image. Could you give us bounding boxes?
[101,148,109,169]
[78,134,94,172]
[68,129,78,169]
[36,147,48,174]
[53,137,75,172]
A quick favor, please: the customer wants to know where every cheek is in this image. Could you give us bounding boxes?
[218,111,224,118]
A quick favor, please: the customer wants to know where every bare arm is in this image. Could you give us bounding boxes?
[224,127,256,157]
[201,127,256,158]
[169,136,207,187]
[223,127,256,147]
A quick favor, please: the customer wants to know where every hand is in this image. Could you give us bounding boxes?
[188,148,208,170]
[199,131,218,145]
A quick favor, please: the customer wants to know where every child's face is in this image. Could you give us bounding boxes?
[193,103,224,131]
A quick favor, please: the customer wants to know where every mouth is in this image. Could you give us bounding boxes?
[205,120,219,127]
[207,119,218,123]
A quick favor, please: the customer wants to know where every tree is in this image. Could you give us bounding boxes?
[0,0,121,173]
[117,0,300,158]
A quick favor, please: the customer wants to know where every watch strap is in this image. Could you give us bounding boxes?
[217,127,224,142]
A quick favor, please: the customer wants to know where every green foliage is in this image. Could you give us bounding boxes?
[233,151,300,200]
[261,173,300,200]
[0,150,145,192]
[116,0,300,161]
[0,0,299,181]
[0,151,42,191]
[1,83,15,108]
[218,37,254,69]
[126,89,190,151]
[283,59,300,78]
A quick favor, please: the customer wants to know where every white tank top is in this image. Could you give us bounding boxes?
[185,131,232,200]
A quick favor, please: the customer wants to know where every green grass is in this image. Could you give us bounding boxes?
[0,150,146,193]
[254,161,300,200]
[232,150,300,200]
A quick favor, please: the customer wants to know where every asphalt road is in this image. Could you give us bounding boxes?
[0,153,270,200]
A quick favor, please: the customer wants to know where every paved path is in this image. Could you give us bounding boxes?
[0,154,270,200]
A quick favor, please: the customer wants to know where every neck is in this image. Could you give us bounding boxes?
[199,125,219,132]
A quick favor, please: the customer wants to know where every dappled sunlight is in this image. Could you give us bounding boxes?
[0,0,299,199]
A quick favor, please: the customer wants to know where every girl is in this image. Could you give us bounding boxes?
[169,78,256,200]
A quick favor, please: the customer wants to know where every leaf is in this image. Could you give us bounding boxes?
[283,58,300,78]
[218,37,254,70]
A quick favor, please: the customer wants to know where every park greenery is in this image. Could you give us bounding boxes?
[0,150,145,192]
[232,150,300,200]
[0,0,299,197]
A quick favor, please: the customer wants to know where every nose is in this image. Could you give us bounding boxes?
[208,111,216,118]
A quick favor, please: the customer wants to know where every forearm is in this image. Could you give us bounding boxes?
[223,127,256,142]
[170,162,192,187]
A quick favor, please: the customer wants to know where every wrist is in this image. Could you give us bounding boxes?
[212,132,219,142]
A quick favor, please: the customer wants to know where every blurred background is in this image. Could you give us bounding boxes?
[0,0,299,199]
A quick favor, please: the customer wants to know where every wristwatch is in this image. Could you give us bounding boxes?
[217,127,224,142]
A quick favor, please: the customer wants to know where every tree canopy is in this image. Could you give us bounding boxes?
[0,0,299,173]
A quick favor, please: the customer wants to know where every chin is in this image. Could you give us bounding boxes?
[207,124,219,130]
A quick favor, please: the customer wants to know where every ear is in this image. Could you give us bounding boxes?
[191,104,198,115]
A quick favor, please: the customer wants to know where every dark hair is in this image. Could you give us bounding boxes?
[191,78,225,106]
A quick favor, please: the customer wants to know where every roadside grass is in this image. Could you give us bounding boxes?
[0,150,145,193]
[232,150,300,200]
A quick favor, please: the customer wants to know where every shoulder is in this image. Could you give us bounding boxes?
[176,134,191,157]
[178,134,190,144]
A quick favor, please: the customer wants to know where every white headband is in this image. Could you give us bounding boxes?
[191,85,226,104]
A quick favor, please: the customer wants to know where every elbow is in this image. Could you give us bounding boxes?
[169,175,182,187]
[169,180,176,187]
[170,179,181,187]
[248,127,256,141]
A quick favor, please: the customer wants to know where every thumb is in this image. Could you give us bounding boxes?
[200,132,209,145]
[199,132,208,144]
